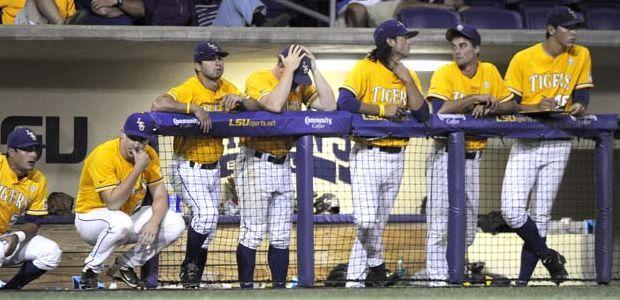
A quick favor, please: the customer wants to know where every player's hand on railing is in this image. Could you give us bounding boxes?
[569,102,586,117]
[279,44,304,73]
[472,104,488,119]
[384,104,408,121]
[222,94,244,112]
[194,108,212,133]
[137,219,159,250]
[130,149,150,171]
[475,95,498,110]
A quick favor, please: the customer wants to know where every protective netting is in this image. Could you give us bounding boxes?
[154,132,613,287]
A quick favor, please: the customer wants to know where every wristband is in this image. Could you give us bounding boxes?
[13,231,26,243]
[378,104,386,117]
[186,102,191,114]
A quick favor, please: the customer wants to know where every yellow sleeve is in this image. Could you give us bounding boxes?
[245,72,272,101]
[168,81,194,104]
[489,64,514,102]
[145,147,164,185]
[341,61,368,99]
[26,174,48,216]
[426,67,452,101]
[227,81,242,96]
[576,48,594,90]
[90,153,119,192]
[504,54,524,97]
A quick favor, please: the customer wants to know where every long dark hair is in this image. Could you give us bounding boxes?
[368,42,392,68]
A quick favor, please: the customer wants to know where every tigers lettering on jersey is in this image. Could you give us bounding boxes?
[427,61,513,151]
[74,139,163,215]
[167,76,241,164]
[505,43,593,109]
[341,58,423,147]
[0,154,48,234]
[244,69,317,156]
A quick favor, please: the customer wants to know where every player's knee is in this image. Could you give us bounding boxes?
[190,216,218,236]
[355,219,379,233]
[426,230,447,244]
[34,240,62,270]
[111,213,134,238]
[501,208,527,229]
[168,212,186,242]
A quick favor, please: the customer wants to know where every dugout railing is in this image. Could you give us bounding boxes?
[150,111,617,287]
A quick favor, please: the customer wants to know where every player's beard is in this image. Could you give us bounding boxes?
[204,68,223,81]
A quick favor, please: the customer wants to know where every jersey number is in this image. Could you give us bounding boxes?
[555,95,570,108]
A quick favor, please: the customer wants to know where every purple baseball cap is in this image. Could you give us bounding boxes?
[123,113,157,140]
[374,19,419,47]
[7,127,45,149]
[446,24,481,46]
[194,41,229,62]
[547,6,584,28]
[280,46,313,86]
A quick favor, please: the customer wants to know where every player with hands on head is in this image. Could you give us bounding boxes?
[234,44,335,289]
[337,19,429,288]
[74,113,185,290]
[424,24,517,286]
[151,41,257,289]
[0,127,62,290]
[500,6,593,286]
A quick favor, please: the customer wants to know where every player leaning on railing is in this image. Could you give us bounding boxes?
[500,6,594,286]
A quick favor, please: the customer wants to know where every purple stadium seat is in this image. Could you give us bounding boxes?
[464,0,505,9]
[578,0,620,11]
[586,8,620,30]
[461,7,523,29]
[522,6,556,29]
[396,7,461,29]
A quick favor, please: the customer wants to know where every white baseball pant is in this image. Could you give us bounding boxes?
[425,143,480,282]
[0,235,61,271]
[74,206,185,273]
[501,139,571,237]
[346,144,404,287]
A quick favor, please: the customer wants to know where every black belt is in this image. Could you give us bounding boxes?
[443,148,481,160]
[189,160,218,170]
[254,150,287,164]
[367,145,403,154]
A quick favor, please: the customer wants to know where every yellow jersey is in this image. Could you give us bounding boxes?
[0,154,47,234]
[75,139,163,215]
[0,0,75,24]
[168,76,241,164]
[428,61,513,151]
[505,43,593,109]
[243,69,317,156]
[341,57,423,148]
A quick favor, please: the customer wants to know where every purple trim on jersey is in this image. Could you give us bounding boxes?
[513,94,523,104]
[573,88,591,106]
[411,101,431,122]
[428,97,445,113]
[337,88,362,113]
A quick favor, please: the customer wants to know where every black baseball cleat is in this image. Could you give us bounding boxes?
[542,249,568,285]
[365,263,388,287]
[80,268,99,290]
[180,261,201,289]
[108,262,146,290]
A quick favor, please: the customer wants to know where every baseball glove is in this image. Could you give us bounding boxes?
[324,263,348,287]
[477,210,513,234]
[47,192,75,215]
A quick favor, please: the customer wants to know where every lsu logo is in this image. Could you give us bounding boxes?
[136,118,146,131]
[26,129,37,141]
[229,119,250,126]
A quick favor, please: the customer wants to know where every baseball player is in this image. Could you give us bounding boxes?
[74,113,185,289]
[0,127,61,290]
[151,41,258,288]
[233,44,336,288]
[337,19,428,287]
[425,24,517,286]
[501,6,593,286]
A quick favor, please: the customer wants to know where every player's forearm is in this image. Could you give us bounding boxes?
[117,0,145,18]
[34,0,64,24]
[148,187,168,226]
[437,95,478,114]
[357,102,381,116]
[311,71,336,111]
[260,70,295,113]
[494,101,519,115]
[239,98,262,111]
[405,82,425,111]
[152,95,189,114]
[106,168,142,210]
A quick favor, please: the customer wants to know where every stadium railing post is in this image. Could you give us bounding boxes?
[594,131,614,285]
[447,131,466,285]
[296,135,315,287]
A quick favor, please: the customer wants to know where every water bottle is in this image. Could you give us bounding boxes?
[395,256,407,279]
[168,194,181,213]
